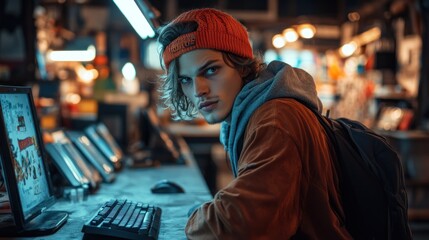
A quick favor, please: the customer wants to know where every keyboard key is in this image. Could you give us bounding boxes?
[131,211,145,231]
[106,204,121,220]
[125,206,141,229]
[82,199,162,240]
[98,206,111,217]
[90,215,103,226]
[106,199,118,207]
[119,204,136,228]
[111,202,131,226]
[139,208,154,235]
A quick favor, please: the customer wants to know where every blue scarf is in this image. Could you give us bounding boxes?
[219,61,323,177]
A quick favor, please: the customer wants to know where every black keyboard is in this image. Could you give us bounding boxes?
[82,199,162,240]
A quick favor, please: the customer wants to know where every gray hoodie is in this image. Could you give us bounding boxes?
[220,61,323,176]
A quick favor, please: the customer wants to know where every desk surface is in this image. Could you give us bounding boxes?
[2,163,212,240]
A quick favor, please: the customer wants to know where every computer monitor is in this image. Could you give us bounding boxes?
[138,108,185,165]
[0,85,67,236]
[96,102,129,152]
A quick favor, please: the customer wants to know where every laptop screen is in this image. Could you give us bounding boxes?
[0,85,54,224]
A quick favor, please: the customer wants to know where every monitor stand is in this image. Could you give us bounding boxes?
[0,211,68,237]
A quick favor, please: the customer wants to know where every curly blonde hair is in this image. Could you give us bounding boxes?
[157,21,264,120]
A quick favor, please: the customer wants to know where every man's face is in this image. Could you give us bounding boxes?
[177,49,243,124]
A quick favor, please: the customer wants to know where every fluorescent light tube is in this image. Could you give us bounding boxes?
[113,0,155,39]
[47,45,96,62]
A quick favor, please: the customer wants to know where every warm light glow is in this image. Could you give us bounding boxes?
[47,45,96,62]
[282,28,299,42]
[272,34,286,48]
[340,41,358,57]
[297,24,316,39]
[338,27,381,58]
[348,12,360,22]
[76,65,99,84]
[121,62,136,81]
[65,93,81,104]
[113,0,155,39]
[392,108,403,119]
[356,27,381,45]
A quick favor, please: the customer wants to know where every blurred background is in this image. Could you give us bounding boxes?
[1,0,429,237]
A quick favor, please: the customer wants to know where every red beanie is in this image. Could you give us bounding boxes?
[162,8,254,69]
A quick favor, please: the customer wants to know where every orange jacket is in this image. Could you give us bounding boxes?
[186,99,352,240]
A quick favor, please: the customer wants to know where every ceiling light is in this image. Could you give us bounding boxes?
[297,24,316,39]
[47,45,96,62]
[340,41,358,57]
[272,34,286,48]
[282,28,299,42]
[113,0,156,39]
[122,62,137,81]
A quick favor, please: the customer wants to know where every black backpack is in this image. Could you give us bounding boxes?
[312,110,412,240]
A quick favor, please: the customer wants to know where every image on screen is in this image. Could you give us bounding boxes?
[0,93,50,220]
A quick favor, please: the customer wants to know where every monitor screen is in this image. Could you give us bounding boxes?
[0,85,53,223]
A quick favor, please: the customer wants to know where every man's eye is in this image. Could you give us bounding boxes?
[179,77,191,84]
[206,67,218,75]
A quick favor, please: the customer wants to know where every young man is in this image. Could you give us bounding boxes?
[157,8,352,239]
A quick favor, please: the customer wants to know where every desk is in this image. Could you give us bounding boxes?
[2,163,212,240]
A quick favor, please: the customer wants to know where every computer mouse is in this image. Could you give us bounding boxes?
[150,179,185,194]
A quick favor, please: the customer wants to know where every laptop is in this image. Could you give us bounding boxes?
[84,124,122,171]
[0,85,68,236]
[65,130,116,183]
[94,122,124,162]
[48,129,102,191]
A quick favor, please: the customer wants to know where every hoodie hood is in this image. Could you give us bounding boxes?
[220,61,323,176]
